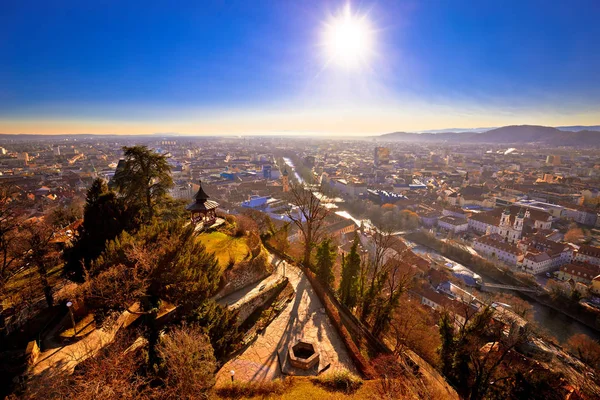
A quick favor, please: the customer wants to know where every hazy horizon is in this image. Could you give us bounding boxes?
[2,1,599,136]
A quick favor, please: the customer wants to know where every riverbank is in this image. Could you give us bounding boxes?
[279,157,600,342]
[404,231,600,342]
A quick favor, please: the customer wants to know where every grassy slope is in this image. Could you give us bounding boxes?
[197,231,251,271]
[2,262,65,309]
[214,378,380,400]
[214,375,458,400]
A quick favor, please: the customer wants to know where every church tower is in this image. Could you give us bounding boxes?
[513,208,525,231]
[282,167,290,192]
[499,207,511,241]
[510,208,525,243]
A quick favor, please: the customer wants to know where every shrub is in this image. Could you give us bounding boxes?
[234,214,258,237]
[372,354,405,379]
[156,324,216,398]
[312,369,363,393]
[246,232,262,258]
[225,215,236,226]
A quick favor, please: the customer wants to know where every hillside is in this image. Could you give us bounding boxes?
[471,125,562,143]
[379,124,600,145]
[377,131,475,142]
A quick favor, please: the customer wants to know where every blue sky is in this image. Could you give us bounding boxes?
[1,0,599,135]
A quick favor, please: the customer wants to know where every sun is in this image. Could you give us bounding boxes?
[323,4,375,70]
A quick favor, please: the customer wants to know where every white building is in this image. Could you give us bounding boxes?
[497,208,524,244]
[473,234,524,266]
[575,245,600,266]
[519,235,573,275]
[522,252,553,274]
[170,182,199,200]
[328,178,367,198]
[437,216,469,233]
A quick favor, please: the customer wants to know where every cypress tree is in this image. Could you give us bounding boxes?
[339,235,361,308]
[316,238,336,289]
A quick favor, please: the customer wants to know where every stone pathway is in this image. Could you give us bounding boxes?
[216,257,356,384]
[32,304,141,376]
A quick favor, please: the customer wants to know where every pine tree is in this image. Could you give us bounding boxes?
[316,238,336,289]
[113,145,173,221]
[339,235,361,308]
[438,311,456,378]
[83,220,221,366]
[64,178,140,281]
[187,300,243,359]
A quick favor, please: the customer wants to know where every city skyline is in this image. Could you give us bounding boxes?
[2,1,600,135]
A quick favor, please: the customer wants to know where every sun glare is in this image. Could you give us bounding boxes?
[323,4,374,70]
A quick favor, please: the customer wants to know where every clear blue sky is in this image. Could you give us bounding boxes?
[1,0,599,135]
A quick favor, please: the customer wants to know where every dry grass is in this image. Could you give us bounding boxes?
[311,370,363,394]
[197,232,251,271]
[58,313,96,339]
[214,378,293,398]
[213,377,381,399]
[1,263,67,318]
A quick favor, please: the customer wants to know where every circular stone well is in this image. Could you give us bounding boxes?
[288,339,319,370]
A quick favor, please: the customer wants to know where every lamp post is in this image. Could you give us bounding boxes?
[230,369,235,384]
[66,301,77,336]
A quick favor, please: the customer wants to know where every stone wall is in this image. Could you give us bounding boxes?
[232,276,287,325]
[215,250,272,299]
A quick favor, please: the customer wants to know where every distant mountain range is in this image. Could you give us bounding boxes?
[416,125,600,134]
[379,125,600,146]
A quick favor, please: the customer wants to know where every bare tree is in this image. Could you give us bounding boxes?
[0,185,23,295]
[21,220,60,308]
[360,227,396,321]
[566,333,600,370]
[439,301,534,400]
[284,183,329,266]
[388,295,440,365]
[370,254,416,337]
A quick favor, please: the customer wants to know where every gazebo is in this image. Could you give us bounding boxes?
[187,180,219,225]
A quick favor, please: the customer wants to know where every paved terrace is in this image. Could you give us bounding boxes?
[216,257,356,384]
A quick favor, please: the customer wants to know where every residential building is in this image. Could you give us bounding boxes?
[473,234,524,266]
[557,262,600,285]
[438,215,469,233]
[574,245,600,266]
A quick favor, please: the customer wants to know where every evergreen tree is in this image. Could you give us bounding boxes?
[438,311,456,378]
[339,235,361,308]
[113,145,173,221]
[436,305,529,400]
[64,178,139,281]
[316,238,336,289]
[187,300,243,360]
[82,220,221,366]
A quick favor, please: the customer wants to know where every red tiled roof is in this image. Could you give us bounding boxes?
[475,234,523,256]
[560,262,600,280]
[578,244,600,259]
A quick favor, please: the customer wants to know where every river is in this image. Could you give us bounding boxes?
[407,242,600,343]
[284,157,600,343]
[282,157,304,184]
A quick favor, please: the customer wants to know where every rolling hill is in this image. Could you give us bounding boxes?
[379,125,600,146]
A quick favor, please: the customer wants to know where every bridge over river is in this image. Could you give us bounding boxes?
[477,282,539,293]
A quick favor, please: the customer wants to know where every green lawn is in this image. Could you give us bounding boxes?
[197,232,251,271]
